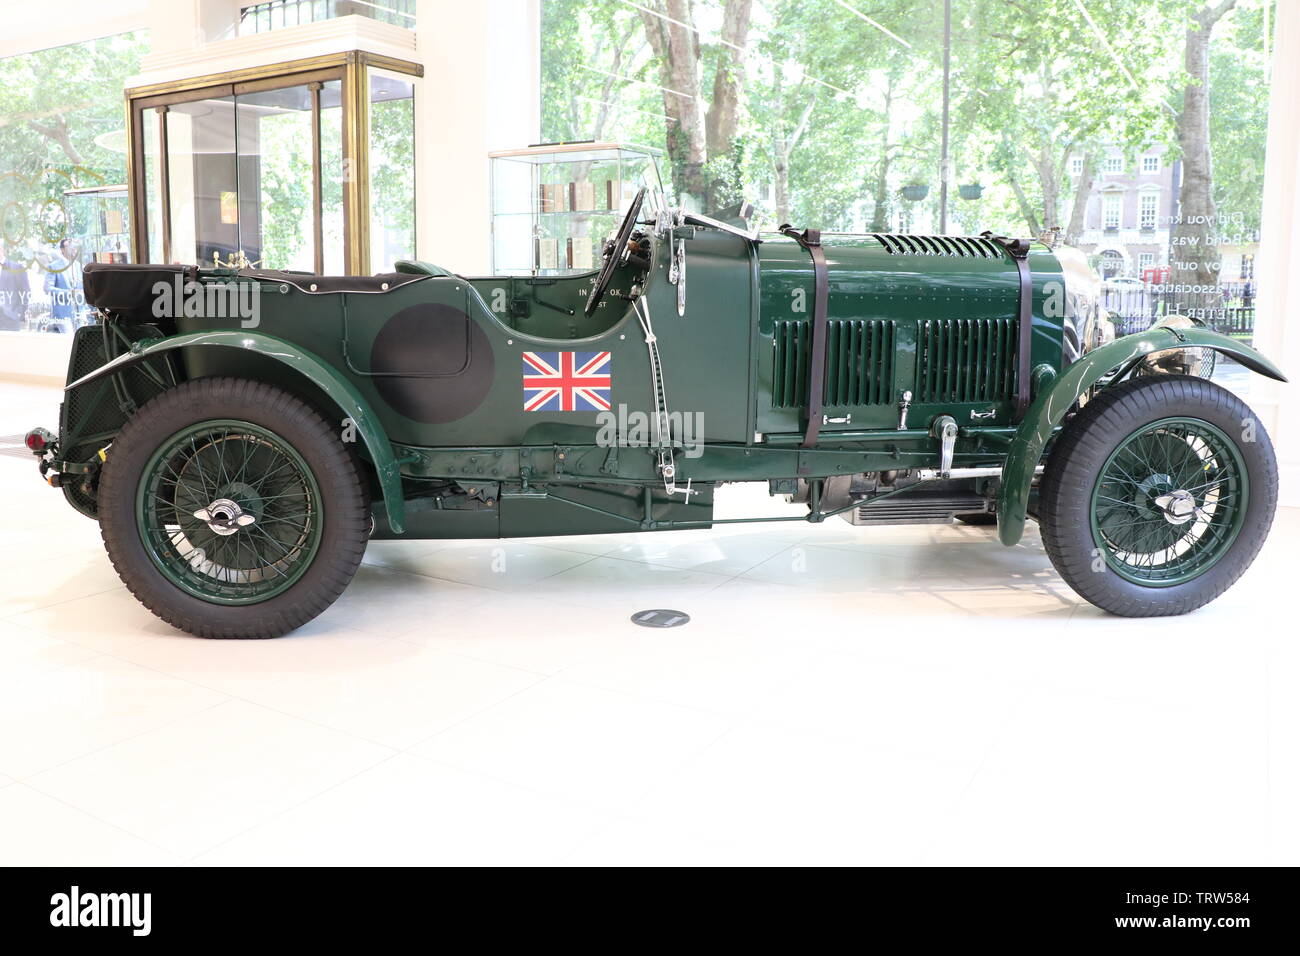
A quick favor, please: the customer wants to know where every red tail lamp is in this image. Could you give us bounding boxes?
[25,428,55,452]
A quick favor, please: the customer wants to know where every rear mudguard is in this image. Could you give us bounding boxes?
[996,327,1286,546]
[65,330,406,533]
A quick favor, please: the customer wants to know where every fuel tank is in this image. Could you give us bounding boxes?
[755,232,1065,437]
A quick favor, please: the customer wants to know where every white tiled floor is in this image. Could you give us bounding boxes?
[1,377,1297,865]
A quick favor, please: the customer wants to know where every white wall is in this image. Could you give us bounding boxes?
[1253,0,1300,505]
[413,0,541,273]
[0,332,74,384]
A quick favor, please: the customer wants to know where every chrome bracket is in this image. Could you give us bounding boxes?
[670,239,687,316]
[931,415,959,478]
[897,390,913,430]
[658,450,697,499]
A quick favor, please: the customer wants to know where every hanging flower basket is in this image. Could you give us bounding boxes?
[900,184,929,202]
[958,183,984,200]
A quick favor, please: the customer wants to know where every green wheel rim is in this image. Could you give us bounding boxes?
[136,420,323,605]
[1089,416,1248,587]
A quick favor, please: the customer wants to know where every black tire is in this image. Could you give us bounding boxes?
[98,377,369,638]
[1038,375,1276,616]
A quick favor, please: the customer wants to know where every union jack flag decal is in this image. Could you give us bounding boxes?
[522,351,612,412]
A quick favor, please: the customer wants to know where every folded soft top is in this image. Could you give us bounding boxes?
[82,262,428,312]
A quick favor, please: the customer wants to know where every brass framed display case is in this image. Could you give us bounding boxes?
[126,50,422,276]
[62,185,131,265]
[489,142,663,276]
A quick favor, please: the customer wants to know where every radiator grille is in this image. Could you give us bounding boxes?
[872,234,1006,258]
[915,318,1017,404]
[772,318,895,408]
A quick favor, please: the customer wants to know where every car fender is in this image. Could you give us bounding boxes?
[65,329,406,533]
[996,327,1286,547]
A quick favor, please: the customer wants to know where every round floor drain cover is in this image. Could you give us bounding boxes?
[631,609,690,628]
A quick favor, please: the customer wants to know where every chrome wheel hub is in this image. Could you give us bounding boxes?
[1154,489,1197,526]
[193,497,257,536]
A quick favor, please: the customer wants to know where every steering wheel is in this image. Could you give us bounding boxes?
[585,186,647,316]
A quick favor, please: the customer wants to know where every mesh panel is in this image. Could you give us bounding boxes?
[58,325,172,518]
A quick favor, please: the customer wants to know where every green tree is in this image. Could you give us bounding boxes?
[538,0,1270,249]
[634,0,754,206]
[1206,0,1270,235]
[1169,0,1238,308]
[963,0,1176,237]
[541,0,657,146]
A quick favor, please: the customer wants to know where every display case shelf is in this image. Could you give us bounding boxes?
[489,142,663,276]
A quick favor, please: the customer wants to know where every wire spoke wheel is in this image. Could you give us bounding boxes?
[100,378,368,638]
[136,419,323,605]
[1090,417,1247,586]
[1040,375,1275,617]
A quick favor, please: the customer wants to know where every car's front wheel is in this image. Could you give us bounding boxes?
[98,377,369,638]
[1038,374,1277,616]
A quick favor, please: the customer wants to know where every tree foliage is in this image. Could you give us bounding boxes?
[0,33,147,259]
[540,0,1272,240]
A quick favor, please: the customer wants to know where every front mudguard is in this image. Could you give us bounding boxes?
[64,330,407,533]
[995,328,1286,546]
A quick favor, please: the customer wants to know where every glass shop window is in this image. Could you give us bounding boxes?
[0,31,148,335]
[541,0,1274,344]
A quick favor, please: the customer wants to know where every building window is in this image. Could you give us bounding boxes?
[1141,155,1160,173]
[1241,254,1255,280]
[1103,193,1122,229]
[1139,192,1159,229]
[1102,156,1123,174]
[1069,157,1084,176]
[1138,252,1155,270]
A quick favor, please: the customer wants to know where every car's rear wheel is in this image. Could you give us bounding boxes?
[1038,375,1276,616]
[99,377,368,638]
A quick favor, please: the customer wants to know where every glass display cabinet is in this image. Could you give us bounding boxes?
[127,51,420,276]
[62,185,131,264]
[489,142,663,276]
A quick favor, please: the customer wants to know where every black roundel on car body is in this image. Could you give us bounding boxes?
[369,303,494,424]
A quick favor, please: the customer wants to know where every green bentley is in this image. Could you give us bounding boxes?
[26,190,1285,637]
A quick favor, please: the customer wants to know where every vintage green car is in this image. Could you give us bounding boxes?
[27,190,1285,637]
